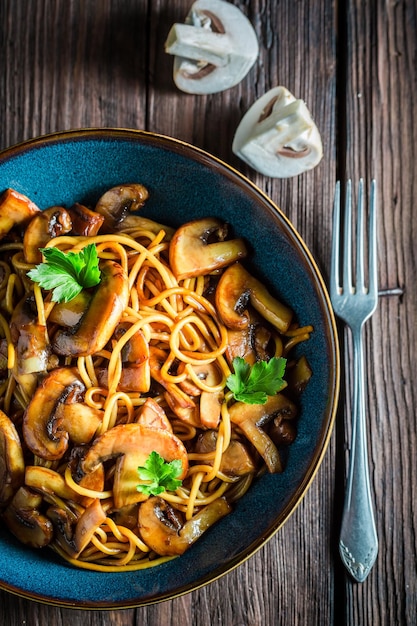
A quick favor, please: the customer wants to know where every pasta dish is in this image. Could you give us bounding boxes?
[0,184,312,571]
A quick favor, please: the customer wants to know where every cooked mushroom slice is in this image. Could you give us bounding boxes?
[119,214,175,239]
[138,495,231,556]
[0,188,41,240]
[23,367,103,461]
[3,486,53,548]
[47,501,105,559]
[169,217,247,281]
[73,498,107,556]
[195,430,256,477]
[136,397,173,432]
[23,206,72,263]
[199,390,224,429]
[52,260,129,357]
[0,410,25,506]
[165,0,258,94]
[25,466,80,502]
[81,423,189,509]
[94,183,149,232]
[10,293,51,376]
[228,394,297,473]
[215,262,293,333]
[47,290,92,327]
[67,202,104,236]
[149,347,198,424]
[233,86,323,177]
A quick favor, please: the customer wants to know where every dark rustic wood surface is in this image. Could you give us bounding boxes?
[0,1,415,624]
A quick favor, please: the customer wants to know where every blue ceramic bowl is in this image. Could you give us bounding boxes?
[0,129,339,608]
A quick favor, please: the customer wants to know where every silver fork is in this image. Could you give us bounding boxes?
[330,179,379,582]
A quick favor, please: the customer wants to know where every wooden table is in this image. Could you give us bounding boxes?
[0,1,415,624]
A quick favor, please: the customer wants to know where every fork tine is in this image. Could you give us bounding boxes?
[342,180,353,293]
[330,180,341,296]
[356,179,365,293]
[368,179,378,297]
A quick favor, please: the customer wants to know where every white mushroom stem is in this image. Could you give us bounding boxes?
[165,0,259,94]
[165,23,233,67]
[233,86,323,177]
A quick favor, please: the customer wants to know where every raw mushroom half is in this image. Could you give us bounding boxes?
[165,0,259,94]
[233,86,323,177]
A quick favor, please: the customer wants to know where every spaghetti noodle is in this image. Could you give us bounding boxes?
[0,184,312,571]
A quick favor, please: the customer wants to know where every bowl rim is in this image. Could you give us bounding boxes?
[0,128,340,609]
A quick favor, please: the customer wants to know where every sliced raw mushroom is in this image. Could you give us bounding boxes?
[0,410,25,507]
[22,367,103,461]
[228,394,297,473]
[169,217,247,281]
[81,423,189,509]
[138,495,231,555]
[233,86,323,177]
[215,262,293,333]
[52,259,129,357]
[94,183,149,232]
[0,188,41,240]
[3,486,54,548]
[165,0,258,94]
[23,206,72,264]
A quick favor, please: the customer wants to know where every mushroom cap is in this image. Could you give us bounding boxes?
[166,0,259,94]
[233,86,323,177]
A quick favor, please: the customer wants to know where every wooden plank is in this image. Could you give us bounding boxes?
[0,1,338,624]
[339,0,417,624]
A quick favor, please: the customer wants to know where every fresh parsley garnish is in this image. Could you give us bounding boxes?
[27,243,101,303]
[137,451,183,496]
[226,356,287,405]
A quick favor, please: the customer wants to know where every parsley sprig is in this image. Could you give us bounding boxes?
[226,356,287,405]
[27,244,101,303]
[137,451,183,496]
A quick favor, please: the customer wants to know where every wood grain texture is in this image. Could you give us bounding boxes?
[0,0,415,624]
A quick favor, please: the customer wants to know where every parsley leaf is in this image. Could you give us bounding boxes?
[226,356,287,405]
[27,244,101,303]
[137,451,183,496]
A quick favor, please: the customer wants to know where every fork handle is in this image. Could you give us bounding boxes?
[339,324,378,582]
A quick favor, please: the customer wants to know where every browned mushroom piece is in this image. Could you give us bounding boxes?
[22,367,103,461]
[10,293,51,377]
[94,183,149,232]
[228,394,297,473]
[47,498,107,558]
[25,465,81,502]
[195,430,256,477]
[215,262,293,334]
[169,217,247,282]
[149,347,198,425]
[138,495,231,556]
[47,290,92,327]
[136,397,173,432]
[67,202,104,236]
[3,486,54,548]
[0,188,41,240]
[0,410,25,507]
[81,423,189,509]
[120,214,175,239]
[52,259,129,357]
[23,206,72,263]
